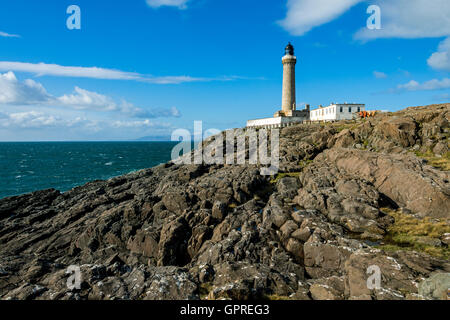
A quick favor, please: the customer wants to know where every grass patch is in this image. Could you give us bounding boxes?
[269,160,312,184]
[332,121,360,133]
[376,208,450,259]
[270,172,301,184]
[334,125,350,133]
[414,150,450,171]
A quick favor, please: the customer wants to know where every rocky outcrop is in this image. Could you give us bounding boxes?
[315,148,449,219]
[0,103,449,300]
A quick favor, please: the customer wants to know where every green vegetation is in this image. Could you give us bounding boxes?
[269,158,313,184]
[332,121,360,133]
[377,208,450,259]
[414,150,450,171]
[270,172,301,184]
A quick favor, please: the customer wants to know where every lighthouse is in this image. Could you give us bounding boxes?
[246,43,310,128]
[274,42,307,118]
[281,42,297,114]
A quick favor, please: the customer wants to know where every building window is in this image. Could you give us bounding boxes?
[340,107,343,113]
[348,107,352,112]
[357,107,360,112]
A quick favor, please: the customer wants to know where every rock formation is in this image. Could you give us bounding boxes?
[0,103,449,300]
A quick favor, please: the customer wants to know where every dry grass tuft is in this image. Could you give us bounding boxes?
[377,208,450,259]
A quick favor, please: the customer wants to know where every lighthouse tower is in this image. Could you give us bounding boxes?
[281,42,297,114]
[247,43,309,128]
[274,43,307,118]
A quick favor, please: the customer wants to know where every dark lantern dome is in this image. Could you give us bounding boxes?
[285,42,294,56]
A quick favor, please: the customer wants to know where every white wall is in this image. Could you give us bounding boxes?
[247,116,306,128]
[247,117,282,127]
[310,104,365,121]
[310,105,336,121]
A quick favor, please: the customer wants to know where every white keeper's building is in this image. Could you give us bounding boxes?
[310,103,365,122]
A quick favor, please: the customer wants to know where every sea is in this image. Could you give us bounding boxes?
[0,142,179,199]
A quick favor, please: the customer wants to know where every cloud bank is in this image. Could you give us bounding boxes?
[0,61,241,84]
[394,78,450,92]
[0,72,181,119]
[0,110,174,133]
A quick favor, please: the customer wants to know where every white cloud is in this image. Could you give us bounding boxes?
[0,61,239,84]
[3,111,59,128]
[146,0,189,9]
[394,78,450,92]
[0,72,182,119]
[279,0,450,40]
[0,61,142,81]
[278,0,363,36]
[0,71,51,105]
[354,0,450,40]
[373,71,387,79]
[427,37,450,72]
[0,31,20,38]
[58,87,181,118]
[58,87,117,111]
[0,110,174,133]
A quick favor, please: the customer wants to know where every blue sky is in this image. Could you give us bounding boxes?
[0,0,449,141]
